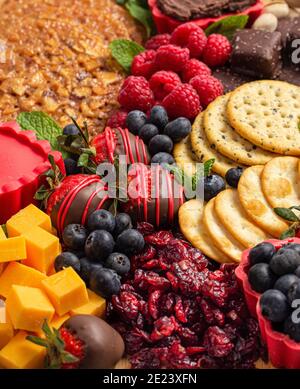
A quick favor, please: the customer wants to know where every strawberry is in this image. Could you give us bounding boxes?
[27,315,125,369]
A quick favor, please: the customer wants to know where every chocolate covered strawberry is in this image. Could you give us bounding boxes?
[27,315,125,369]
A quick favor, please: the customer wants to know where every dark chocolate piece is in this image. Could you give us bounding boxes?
[278,65,300,86]
[63,315,125,369]
[213,67,254,93]
[230,29,282,79]
[277,17,300,64]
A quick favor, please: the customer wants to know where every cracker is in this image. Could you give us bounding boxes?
[204,94,277,165]
[214,189,271,248]
[191,112,246,177]
[227,80,300,155]
[203,198,245,262]
[173,136,198,177]
[179,199,232,264]
[238,165,289,238]
[261,156,300,208]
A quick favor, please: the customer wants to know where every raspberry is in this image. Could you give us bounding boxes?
[187,28,207,58]
[107,109,128,128]
[145,34,171,50]
[202,34,232,68]
[182,59,211,82]
[162,83,201,120]
[118,76,154,112]
[131,50,156,79]
[190,74,223,108]
[154,44,189,73]
[149,70,181,101]
[171,22,201,47]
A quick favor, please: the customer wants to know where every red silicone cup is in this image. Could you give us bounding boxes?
[0,121,65,224]
[148,0,264,34]
[235,237,300,368]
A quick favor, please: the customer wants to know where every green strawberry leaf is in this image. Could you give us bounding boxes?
[26,335,49,348]
[1,224,7,237]
[125,0,155,38]
[274,207,300,222]
[205,15,249,40]
[78,153,90,168]
[280,226,297,240]
[109,39,144,73]
[17,112,70,159]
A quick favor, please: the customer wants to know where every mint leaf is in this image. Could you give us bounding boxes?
[274,207,300,222]
[109,39,144,73]
[125,0,155,37]
[205,15,249,40]
[17,112,69,158]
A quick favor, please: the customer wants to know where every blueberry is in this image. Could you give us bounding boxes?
[288,280,300,305]
[260,289,290,322]
[69,250,86,259]
[62,224,88,251]
[105,252,130,276]
[274,274,299,296]
[295,266,300,278]
[54,252,81,274]
[89,267,121,299]
[79,257,103,287]
[249,242,276,266]
[139,124,159,144]
[151,152,174,165]
[149,106,169,131]
[126,110,147,135]
[163,117,191,143]
[279,243,300,256]
[148,134,173,156]
[114,213,133,237]
[87,210,115,233]
[115,229,145,256]
[248,263,277,293]
[284,315,300,342]
[198,175,225,202]
[225,167,244,188]
[270,249,300,276]
[63,124,80,136]
[85,230,115,262]
[64,158,80,176]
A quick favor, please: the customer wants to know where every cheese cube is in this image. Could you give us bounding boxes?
[0,227,6,240]
[42,267,88,316]
[6,285,55,332]
[6,204,52,237]
[0,331,46,369]
[0,262,47,298]
[70,289,106,317]
[0,323,14,350]
[22,226,60,273]
[0,236,26,263]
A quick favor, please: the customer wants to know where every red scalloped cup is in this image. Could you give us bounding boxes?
[148,0,264,34]
[0,121,65,224]
[235,237,300,368]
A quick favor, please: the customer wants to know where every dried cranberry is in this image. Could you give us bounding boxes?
[125,328,151,355]
[171,260,208,295]
[174,296,187,323]
[137,222,155,236]
[203,326,234,358]
[161,292,176,315]
[130,348,161,369]
[145,230,174,247]
[159,239,189,263]
[199,298,225,327]
[187,247,208,271]
[134,269,170,291]
[202,279,229,307]
[150,316,178,341]
[148,289,163,320]
[142,259,170,271]
[111,292,140,321]
[176,326,198,346]
[134,245,157,263]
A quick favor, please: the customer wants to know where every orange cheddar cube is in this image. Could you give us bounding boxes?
[0,262,47,298]
[22,226,60,273]
[0,323,14,350]
[0,331,46,369]
[70,289,106,317]
[0,227,6,240]
[42,267,88,316]
[6,285,55,332]
[0,236,26,263]
[6,204,52,237]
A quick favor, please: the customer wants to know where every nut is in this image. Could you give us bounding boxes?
[264,2,289,19]
[252,13,278,32]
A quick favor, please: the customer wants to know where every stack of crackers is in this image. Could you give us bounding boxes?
[178,80,300,264]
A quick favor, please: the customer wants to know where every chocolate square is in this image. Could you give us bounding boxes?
[230,29,282,79]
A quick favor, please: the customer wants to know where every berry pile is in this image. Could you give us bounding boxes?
[126,105,191,164]
[107,224,264,369]
[117,23,231,121]
[248,241,300,342]
[54,210,145,299]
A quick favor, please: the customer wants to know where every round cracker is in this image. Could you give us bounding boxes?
[191,112,246,177]
[179,199,232,264]
[238,166,289,238]
[214,189,271,248]
[227,80,300,155]
[204,94,277,165]
[203,198,245,262]
[173,136,198,177]
[261,156,300,208]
